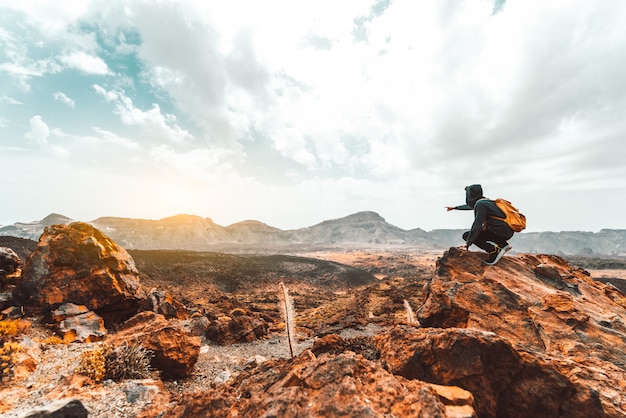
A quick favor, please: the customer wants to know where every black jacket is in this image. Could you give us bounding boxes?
[455,185,513,246]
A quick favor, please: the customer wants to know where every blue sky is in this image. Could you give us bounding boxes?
[1,0,625,232]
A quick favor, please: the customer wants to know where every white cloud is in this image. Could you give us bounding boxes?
[1,95,23,105]
[92,127,139,150]
[0,1,90,31]
[24,115,50,144]
[59,51,110,75]
[93,85,193,143]
[53,91,75,108]
[92,84,118,103]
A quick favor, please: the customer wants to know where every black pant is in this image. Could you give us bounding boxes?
[463,229,512,253]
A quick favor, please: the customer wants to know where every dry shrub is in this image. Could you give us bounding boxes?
[0,319,30,341]
[105,342,153,380]
[76,344,109,382]
[0,341,20,381]
[0,319,30,382]
[42,335,66,345]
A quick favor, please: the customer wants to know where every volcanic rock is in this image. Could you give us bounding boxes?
[52,303,106,343]
[0,246,21,276]
[0,236,37,265]
[20,398,89,418]
[165,350,476,417]
[408,247,626,417]
[138,288,188,319]
[205,311,268,345]
[376,326,603,418]
[17,222,146,325]
[107,311,200,378]
[419,248,626,364]
[1,306,23,319]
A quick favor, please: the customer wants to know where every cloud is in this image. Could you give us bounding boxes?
[59,51,110,75]
[2,0,626,232]
[24,115,50,144]
[53,91,75,108]
[91,128,139,150]
[93,85,193,143]
[1,95,23,105]
[149,144,238,179]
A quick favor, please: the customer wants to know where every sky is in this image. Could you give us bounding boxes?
[1,0,625,233]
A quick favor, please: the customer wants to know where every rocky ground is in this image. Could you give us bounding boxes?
[2,235,626,417]
[0,244,434,417]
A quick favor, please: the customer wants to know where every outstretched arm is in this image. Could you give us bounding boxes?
[445,204,472,211]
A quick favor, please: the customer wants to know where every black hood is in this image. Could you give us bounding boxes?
[465,184,484,208]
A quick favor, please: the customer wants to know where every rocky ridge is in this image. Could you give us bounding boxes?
[2,212,626,255]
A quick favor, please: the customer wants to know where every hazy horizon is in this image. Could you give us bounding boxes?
[2,1,625,232]
[1,209,623,234]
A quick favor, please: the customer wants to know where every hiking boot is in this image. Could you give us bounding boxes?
[485,245,506,266]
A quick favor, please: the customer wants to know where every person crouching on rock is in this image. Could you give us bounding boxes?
[446,184,513,265]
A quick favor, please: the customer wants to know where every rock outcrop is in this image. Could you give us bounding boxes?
[419,248,626,366]
[17,222,146,325]
[407,247,626,417]
[107,311,201,378]
[376,326,605,418]
[0,246,21,276]
[165,349,476,418]
[205,310,268,345]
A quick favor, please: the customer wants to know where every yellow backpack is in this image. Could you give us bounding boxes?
[490,198,526,232]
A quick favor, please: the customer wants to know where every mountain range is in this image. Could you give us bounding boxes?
[1,212,625,256]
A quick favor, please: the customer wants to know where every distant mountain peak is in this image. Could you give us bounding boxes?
[161,214,210,223]
[346,211,386,222]
[40,213,73,226]
[317,211,386,226]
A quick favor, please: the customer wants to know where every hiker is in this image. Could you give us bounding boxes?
[446,184,514,265]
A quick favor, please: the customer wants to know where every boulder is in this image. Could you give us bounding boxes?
[206,312,267,345]
[107,311,201,378]
[52,303,106,343]
[376,326,606,418]
[186,315,210,337]
[17,222,146,325]
[165,350,476,418]
[138,288,188,319]
[21,398,89,418]
[409,247,626,417]
[419,248,626,364]
[0,246,21,277]
[1,306,23,319]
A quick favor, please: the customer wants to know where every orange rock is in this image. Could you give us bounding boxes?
[107,311,200,378]
[165,350,476,418]
[407,247,626,417]
[17,222,146,325]
[206,313,267,345]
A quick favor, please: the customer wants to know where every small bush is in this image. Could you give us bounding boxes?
[42,335,65,345]
[0,319,30,341]
[105,342,153,380]
[0,342,21,381]
[76,344,109,382]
